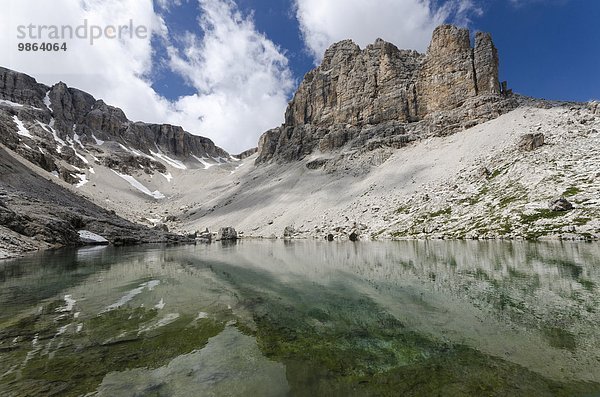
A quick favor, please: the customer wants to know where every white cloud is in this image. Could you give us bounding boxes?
[165,0,294,152]
[294,0,481,63]
[0,0,294,153]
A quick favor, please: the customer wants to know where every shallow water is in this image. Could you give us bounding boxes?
[1,240,599,396]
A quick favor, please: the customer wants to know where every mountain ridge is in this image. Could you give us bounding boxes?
[0,66,233,187]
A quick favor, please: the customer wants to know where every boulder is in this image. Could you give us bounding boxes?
[349,231,359,242]
[518,133,545,151]
[219,226,238,240]
[153,223,169,232]
[548,198,573,212]
[197,228,212,243]
[283,226,295,239]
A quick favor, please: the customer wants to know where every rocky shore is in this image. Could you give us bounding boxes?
[0,145,193,259]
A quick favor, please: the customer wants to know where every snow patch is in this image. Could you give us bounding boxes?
[160,172,173,182]
[75,173,88,188]
[147,280,160,290]
[196,312,208,320]
[112,170,166,199]
[0,99,24,108]
[73,132,85,150]
[151,149,187,170]
[40,120,65,153]
[192,155,215,169]
[92,134,104,145]
[154,298,165,310]
[78,230,108,244]
[43,91,52,111]
[56,295,76,313]
[73,149,89,164]
[118,143,131,152]
[139,313,180,333]
[56,324,70,336]
[12,116,33,138]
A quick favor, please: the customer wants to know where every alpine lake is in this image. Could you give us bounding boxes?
[1,240,599,396]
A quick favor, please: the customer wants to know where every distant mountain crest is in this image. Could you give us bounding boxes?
[0,67,231,185]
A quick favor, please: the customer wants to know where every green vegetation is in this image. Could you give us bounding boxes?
[467,186,489,205]
[573,217,590,226]
[488,169,502,179]
[1,304,225,397]
[579,278,595,292]
[520,209,567,224]
[236,282,598,396]
[563,186,582,197]
[429,207,452,218]
[396,204,410,214]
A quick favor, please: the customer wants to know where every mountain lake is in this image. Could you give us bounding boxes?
[1,240,599,396]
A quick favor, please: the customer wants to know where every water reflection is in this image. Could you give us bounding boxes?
[0,241,599,396]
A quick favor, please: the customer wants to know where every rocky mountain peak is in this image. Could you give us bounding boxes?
[257,25,516,165]
[428,24,471,53]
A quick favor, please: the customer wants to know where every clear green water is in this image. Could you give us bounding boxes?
[0,241,599,396]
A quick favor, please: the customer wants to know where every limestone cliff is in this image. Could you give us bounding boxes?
[256,25,516,165]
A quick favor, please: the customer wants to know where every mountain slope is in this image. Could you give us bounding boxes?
[0,144,190,258]
[0,65,235,191]
[167,101,597,241]
[1,24,598,252]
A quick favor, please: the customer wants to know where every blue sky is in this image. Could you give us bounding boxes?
[154,0,599,103]
[1,0,598,152]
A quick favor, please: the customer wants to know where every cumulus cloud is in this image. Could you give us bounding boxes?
[294,0,481,62]
[0,0,294,153]
[165,0,294,152]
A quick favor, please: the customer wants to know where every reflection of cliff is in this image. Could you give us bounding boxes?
[188,240,600,382]
[185,240,600,339]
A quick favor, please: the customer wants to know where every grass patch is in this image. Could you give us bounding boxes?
[579,278,595,292]
[396,205,410,214]
[520,209,567,224]
[573,217,590,226]
[467,187,489,205]
[429,207,452,218]
[563,186,582,197]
